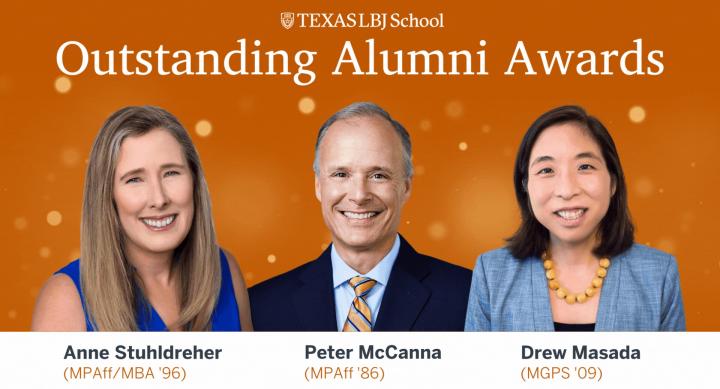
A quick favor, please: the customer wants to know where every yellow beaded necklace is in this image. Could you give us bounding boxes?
[543,252,610,304]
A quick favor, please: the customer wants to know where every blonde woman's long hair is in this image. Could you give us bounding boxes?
[81,106,220,331]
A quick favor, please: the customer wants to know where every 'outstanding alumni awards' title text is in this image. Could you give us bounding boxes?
[55,12,664,86]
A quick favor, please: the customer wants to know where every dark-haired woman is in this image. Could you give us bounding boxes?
[464,106,685,331]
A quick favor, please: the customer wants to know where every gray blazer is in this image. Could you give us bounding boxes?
[464,244,685,331]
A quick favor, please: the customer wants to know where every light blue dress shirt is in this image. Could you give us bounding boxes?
[331,235,400,331]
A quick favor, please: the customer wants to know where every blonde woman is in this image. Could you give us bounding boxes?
[32,106,252,331]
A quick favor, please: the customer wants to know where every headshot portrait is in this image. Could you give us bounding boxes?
[32,106,252,331]
[249,102,471,331]
[464,105,685,331]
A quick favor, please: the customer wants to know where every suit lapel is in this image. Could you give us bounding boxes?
[373,236,431,331]
[595,252,622,331]
[292,249,338,331]
[531,257,555,331]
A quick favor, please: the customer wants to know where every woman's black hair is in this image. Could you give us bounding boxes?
[506,105,634,259]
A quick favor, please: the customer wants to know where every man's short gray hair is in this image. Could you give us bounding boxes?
[312,102,413,178]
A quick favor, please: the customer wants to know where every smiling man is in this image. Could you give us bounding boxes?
[249,102,471,331]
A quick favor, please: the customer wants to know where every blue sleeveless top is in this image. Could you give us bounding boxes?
[55,250,241,331]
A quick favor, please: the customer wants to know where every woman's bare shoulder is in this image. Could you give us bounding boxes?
[31,273,87,331]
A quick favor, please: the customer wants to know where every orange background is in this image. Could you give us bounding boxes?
[1,1,718,330]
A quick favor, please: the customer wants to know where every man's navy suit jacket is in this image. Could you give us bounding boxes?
[249,236,471,331]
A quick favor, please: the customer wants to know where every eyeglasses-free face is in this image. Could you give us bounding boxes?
[526,122,615,249]
[113,128,195,260]
[314,115,411,261]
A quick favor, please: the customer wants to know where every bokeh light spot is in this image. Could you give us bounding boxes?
[634,177,654,198]
[298,97,316,114]
[195,120,213,137]
[629,106,646,123]
[54,76,72,94]
[46,210,63,226]
[267,254,277,264]
[428,221,448,240]
[14,217,28,230]
[61,148,81,167]
[458,141,468,151]
[237,96,255,114]
[445,100,464,119]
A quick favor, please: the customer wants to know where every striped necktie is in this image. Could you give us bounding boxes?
[342,276,377,332]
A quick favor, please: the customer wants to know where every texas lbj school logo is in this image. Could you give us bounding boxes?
[280,12,294,29]
[278,12,444,31]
